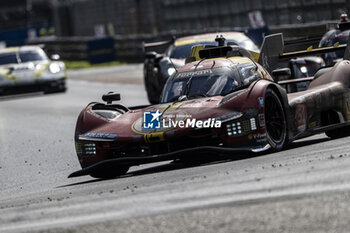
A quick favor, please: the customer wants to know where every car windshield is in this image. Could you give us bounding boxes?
[161,63,260,103]
[19,50,47,62]
[169,39,259,59]
[0,53,18,65]
[0,49,47,65]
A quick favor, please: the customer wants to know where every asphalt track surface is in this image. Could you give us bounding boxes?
[1,64,350,232]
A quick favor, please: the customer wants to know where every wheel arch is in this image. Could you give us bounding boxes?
[246,79,292,145]
[265,83,292,143]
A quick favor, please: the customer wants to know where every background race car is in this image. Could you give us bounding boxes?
[143,32,259,104]
[283,56,325,93]
[0,46,66,95]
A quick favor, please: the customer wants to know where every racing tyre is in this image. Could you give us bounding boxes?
[264,89,287,151]
[144,64,161,104]
[90,165,129,179]
[147,86,160,104]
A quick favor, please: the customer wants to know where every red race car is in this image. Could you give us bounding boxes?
[70,34,350,179]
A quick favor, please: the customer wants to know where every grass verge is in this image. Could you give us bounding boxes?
[63,60,125,70]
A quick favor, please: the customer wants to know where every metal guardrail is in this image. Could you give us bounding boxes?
[27,37,89,60]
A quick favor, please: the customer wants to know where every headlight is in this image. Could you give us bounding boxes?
[167,67,176,76]
[49,63,61,74]
[28,62,35,70]
[300,66,307,73]
[226,117,257,136]
[82,143,96,156]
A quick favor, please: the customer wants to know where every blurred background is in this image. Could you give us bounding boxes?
[0,0,349,62]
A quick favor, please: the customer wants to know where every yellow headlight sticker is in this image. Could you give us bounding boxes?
[0,68,17,84]
[0,68,8,76]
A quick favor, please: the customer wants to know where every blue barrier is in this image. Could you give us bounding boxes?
[0,25,54,47]
[86,37,116,64]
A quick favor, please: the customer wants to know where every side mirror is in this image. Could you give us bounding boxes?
[145,51,156,59]
[272,68,291,81]
[102,92,120,104]
[50,54,60,61]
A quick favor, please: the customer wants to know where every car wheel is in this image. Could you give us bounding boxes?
[147,84,160,104]
[145,72,160,104]
[90,165,129,179]
[264,88,287,151]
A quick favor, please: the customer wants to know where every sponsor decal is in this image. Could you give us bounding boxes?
[258,97,264,107]
[253,132,267,143]
[258,114,265,127]
[295,103,307,132]
[253,133,267,139]
[144,132,164,143]
[162,117,221,128]
[308,121,317,129]
[133,109,188,134]
[143,110,161,129]
[133,109,222,134]
[175,69,213,78]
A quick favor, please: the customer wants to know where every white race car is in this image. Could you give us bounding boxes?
[0,46,66,95]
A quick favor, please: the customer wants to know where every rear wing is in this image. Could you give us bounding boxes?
[142,38,175,53]
[258,33,350,73]
[185,44,257,64]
